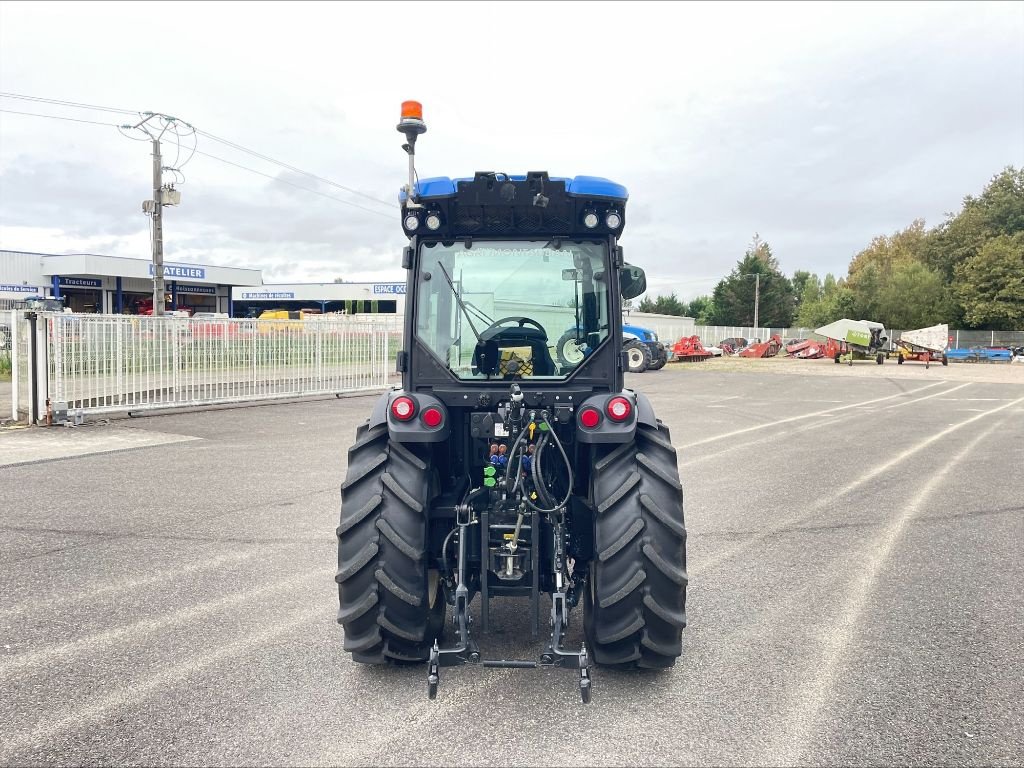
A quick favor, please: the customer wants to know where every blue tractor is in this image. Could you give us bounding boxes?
[336,102,688,703]
[555,322,667,373]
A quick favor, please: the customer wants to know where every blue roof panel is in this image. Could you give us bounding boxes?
[400,175,628,202]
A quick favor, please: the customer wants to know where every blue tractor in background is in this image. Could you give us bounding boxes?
[554,321,666,373]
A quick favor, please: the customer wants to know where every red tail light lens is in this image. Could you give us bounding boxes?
[422,406,443,428]
[606,396,632,422]
[391,396,416,421]
[579,407,602,429]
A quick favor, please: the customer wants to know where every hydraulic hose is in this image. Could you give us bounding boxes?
[524,417,575,514]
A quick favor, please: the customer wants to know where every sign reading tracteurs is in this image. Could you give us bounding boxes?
[372,283,406,295]
[150,264,207,280]
[58,277,103,288]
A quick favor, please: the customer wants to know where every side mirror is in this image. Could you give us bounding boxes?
[619,263,647,300]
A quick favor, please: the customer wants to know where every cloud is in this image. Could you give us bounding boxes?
[0,1,1021,303]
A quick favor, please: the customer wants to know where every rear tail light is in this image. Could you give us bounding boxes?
[606,396,632,422]
[391,396,416,421]
[579,407,602,429]
[421,406,443,428]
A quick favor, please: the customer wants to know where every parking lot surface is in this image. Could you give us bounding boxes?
[1,363,1022,766]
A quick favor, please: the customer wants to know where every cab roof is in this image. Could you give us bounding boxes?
[400,175,628,203]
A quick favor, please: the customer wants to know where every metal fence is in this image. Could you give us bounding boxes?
[36,312,401,419]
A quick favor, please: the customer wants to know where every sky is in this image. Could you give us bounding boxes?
[0,0,1022,300]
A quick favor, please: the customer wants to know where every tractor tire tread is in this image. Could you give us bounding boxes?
[338,425,441,666]
[586,422,687,670]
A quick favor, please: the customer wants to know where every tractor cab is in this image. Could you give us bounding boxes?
[401,171,646,386]
[392,100,647,389]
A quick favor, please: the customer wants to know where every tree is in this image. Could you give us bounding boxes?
[794,272,855,328]
[925,167,1024,281]
[876,261,952,329]
[684,295,715,324]
[954,232,1024,328]
[710,235,795,326]
[791,270,814,317]
[333,277,346,283]
[635,292,687,316]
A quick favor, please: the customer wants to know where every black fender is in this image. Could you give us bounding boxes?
[367,389,451,443]
[630,389,660,430]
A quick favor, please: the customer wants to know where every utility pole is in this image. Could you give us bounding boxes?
[753,273,760,332]
[151,137,165,316]
[120,112,192,317]
[740,272,762,331]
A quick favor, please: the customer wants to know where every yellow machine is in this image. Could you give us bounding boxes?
[257,308,320,332]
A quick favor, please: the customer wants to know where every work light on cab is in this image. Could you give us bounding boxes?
[606,396,632,422]
[605,210,622,229]
[391,396,416,421]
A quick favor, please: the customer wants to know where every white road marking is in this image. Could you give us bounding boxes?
[0,568,332,674]
[676,382,945,449]
[882,382,970,409]
[0,605,326,758]
[765,415,1008,764]
[0,547,267,620]
[693,395,1024,575]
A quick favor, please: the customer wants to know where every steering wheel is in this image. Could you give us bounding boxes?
[480,316,546,339]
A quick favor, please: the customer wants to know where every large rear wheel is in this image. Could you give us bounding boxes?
[647,347,668,371]
[585,422,688,668]
[337,422,443,664]
[624,340,652,373]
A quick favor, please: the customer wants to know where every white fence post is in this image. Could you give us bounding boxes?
[9,309,17,423]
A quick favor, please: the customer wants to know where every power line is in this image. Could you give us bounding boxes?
[193,149,395,220]
[0,97,398,218]
[0,91,138,116]
[196,128,397,209]
[1,91,399,210]
[0,108,120,127]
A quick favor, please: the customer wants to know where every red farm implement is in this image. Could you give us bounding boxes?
[670,336,713,362]
[739,334,783,358]
[786,338,840,360]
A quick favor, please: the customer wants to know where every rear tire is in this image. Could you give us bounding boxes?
[647,347,667,371]
[585,422,687,668]
[555,330,587,368]
[624,340,652,373]
[337,422,444,664]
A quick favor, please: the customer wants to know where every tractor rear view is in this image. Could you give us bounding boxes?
[336,102,689,703]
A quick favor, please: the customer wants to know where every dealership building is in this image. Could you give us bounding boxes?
[231,281,406,316]
[1,249,406,316]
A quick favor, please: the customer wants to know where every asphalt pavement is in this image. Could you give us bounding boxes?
[0,364,1022,766]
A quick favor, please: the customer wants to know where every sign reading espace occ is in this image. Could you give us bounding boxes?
[372,283,406,295]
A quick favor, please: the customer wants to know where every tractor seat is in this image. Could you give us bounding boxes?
[473,326,556,377]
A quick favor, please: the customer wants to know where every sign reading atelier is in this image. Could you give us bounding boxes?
[150,264,206,280]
